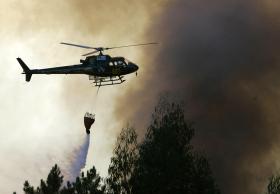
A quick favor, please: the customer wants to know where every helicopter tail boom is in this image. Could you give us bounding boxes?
[17,58,32,82]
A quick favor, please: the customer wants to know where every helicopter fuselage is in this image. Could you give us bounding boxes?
[17,54,139,85]
[30,55,138,76]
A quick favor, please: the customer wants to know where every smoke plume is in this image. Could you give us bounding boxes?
[114,1,280,194]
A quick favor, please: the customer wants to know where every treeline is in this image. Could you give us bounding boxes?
[14,97,280,194]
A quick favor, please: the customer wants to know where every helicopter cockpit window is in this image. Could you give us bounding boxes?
[124,58,130,65]
[109,61,114,66]
[117,60,125,66]
[97,56,107,61]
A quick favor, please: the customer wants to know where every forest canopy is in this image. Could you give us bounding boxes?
[15,97,222,194]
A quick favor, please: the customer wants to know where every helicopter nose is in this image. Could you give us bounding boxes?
[129,62,139,72]
[133,64,139,72]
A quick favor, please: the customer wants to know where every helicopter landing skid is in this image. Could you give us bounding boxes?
[93,76,126,87]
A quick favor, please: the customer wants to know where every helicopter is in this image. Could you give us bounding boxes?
[17,42,157,87]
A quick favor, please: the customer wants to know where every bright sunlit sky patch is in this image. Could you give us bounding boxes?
[0,1,165,193]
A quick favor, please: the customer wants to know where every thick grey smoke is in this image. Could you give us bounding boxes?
[114,1,280,194]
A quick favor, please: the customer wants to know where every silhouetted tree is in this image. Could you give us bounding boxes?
[77,167,104,194]
[60,181,74,194]
[19,165,63,194]
[266,174,280,194]
[23,181,35,194]
[15,96,220,194]
[106,126,138,194]
[191,154,220,194]
[16,164,104,194]
[132,96,220,194]
[61,166,104,194]
[33,164,63,194]
[16,164,63,194]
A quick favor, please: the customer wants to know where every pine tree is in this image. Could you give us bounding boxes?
[62,166,104,194]
[23,181,35,194]
[17,164,104,194]
[45,164,63,194]
[266,174,280,194]
[106,126,138,194]
[132,96,220,194]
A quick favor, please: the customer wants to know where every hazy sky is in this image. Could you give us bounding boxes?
[1,1,280,194]
[0,1,164,193]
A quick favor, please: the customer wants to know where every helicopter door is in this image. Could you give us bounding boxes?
[89,57,96,66]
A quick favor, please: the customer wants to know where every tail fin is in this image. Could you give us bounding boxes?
[16,58,32,82]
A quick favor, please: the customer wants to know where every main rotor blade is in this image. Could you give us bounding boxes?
[82,50,100,56]
[105,42,158,50]
[61,42,158,56]
[60,42,96,49]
